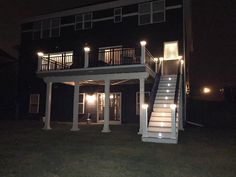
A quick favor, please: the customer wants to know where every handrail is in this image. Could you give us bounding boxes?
[41,55,72,71]
[148,61,162,121]
[174,61,181,105]
[145,48,156,72]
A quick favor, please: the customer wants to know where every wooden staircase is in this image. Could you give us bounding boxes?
[142,75,179,144]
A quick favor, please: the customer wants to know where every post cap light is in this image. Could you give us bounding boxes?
[84,47,90,52]
[140,40,147,46]
[37,52,44,57]
[142,104,149,109]
[154,57,158,62]
[181,59,184,65]
[178,56,183,60]
[170,104,176,109]
[159,57,164,61]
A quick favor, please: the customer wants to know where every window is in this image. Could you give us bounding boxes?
[136,92,150,115]
[79,93,85,114]
[164,41,179,60]
[139,0,165,25]
[29,94,40,113]
[33,21,41,40]
[75,13,92,30]
[114,8,122,23]
[33,18,60,39]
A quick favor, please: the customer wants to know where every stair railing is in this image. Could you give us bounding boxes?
[170,60,181,139]
[148,60,163,122]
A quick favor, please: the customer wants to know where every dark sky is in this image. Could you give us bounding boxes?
[0,0,236,90]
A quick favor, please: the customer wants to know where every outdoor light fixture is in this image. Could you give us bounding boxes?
[154,57,158,62]
[203,87,211,94]
[84,47,90,52]
[170,104,177,109]
[181,59,184,65]
[109,94,114,99]
[178,56,183,60]
[159,57,164,61]
[37,52,44,57]
[142,104,149,109]
[86,94,96,104]
[140,40,147,46]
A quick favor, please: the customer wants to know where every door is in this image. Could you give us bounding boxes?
[97,93,122,124]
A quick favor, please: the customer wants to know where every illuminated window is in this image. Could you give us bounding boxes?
[164,41,179,60]
[136,92,150,115]
[29,94,40,113]
[114,8,122,23]
[75,13,92,30]
[139,0,165,25]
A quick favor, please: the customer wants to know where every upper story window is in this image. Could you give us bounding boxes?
[138,0,165,25]
[114,8,122,23]
[75,13,93,30]
[29,94,40,113]
[33,18,60,40]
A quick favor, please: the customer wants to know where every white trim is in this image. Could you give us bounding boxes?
[114,7,123,23]
[136,91,150,115]
[29,94,40,113]
[21,5,182,33]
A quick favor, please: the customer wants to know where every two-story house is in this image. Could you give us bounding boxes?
[19,0,192,143]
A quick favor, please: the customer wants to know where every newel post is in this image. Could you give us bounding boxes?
[37,52,44,72]
[142,104,149,137]
[170,104,177,139]
[140,41,146,64]
[84,46,90,68]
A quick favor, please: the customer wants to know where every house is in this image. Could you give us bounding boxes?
[0,49,18,120]
[19,0,192,143]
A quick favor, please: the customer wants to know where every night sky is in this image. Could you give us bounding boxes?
[0,0,236,94]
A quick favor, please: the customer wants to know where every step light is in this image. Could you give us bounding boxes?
[166,90,170,93]
[163,104,167,107]
[168,83,171,86]
[162,113,165,116]
[158,133,162,138]
[160,122,164,127]
[165,96,168,100]
[168,78,172,80]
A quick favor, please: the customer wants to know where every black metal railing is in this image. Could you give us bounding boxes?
[147,61,162,121]
[41,53,73,71]
[96,48,140,66]
[174,61,181,104]
[145,48,156,72]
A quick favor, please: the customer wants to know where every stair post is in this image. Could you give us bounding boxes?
[142,104,148,137]
[170,104,176,139]
[84,46,90,68]
[140,41,146,64]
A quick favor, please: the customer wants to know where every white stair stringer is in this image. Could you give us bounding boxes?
[142,75,180,144]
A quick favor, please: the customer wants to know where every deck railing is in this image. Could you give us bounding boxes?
[145,49,156,72]
[40,53,73,71]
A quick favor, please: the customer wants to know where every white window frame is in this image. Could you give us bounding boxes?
[79,93,85,114]
[136,92,150,115]
[138,0,166,25]
[75,13,93,30]
[29,94,40,113]
[114,8,122,23]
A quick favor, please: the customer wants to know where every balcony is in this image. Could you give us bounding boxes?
[37,43,157,78]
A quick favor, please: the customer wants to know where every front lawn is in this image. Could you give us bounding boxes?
[0,121,235,177]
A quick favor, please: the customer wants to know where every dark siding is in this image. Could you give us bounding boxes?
[61,15,75,24]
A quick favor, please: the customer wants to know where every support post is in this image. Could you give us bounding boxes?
[170,104,177,139]
[102,79,111,133]
[142,104,148,137]
[140,41,146,64]
[138,78,145,134]
[44,82,52,130]
[84,47,90,68]
[179,76,184,130]
[71,83,80,131]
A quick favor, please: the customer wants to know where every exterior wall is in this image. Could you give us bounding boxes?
[18,0,185,121]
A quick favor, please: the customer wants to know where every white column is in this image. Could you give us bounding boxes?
[138,78,145,134]
[170,104,177,139]
[37,56,42,72]
[71,83,80,131]
[102,79,111,133]
[140,41,146,64]
[142,104,148,138]
[43,82,52,130]
[84,47,90,68]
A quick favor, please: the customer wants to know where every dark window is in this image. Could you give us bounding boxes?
[114,8,122,23]
[75,13,92,30]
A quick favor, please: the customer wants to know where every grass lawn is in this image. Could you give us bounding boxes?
[0,121,235,177]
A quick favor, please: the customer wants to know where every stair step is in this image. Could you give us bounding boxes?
[155,96,174,100]
[153,103,173,108]
[148,127,172,132]
[149,121,172,127]
[151,112,171,117]
[155,100,173,104]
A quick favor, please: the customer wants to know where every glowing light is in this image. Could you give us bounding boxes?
[163,104,167,107]
[181,59,184,65]
[84,47,90,52]
[168,83,171,86]
[203,87,211,94]
[166,90,170,93]
[140,40,147,46]
[159,57,164,61]
[158,133,162,137]
[86,94,96,104]
[169,78,172,80]
[170,104,177,109]
[178,56,183,60]
[110,94,114,99]
[142,104,149,109]
[153,57,158,62]
[162,113,165,116]
[37,52,44,57]
[165,96,168,100]
[160,122,164,127]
